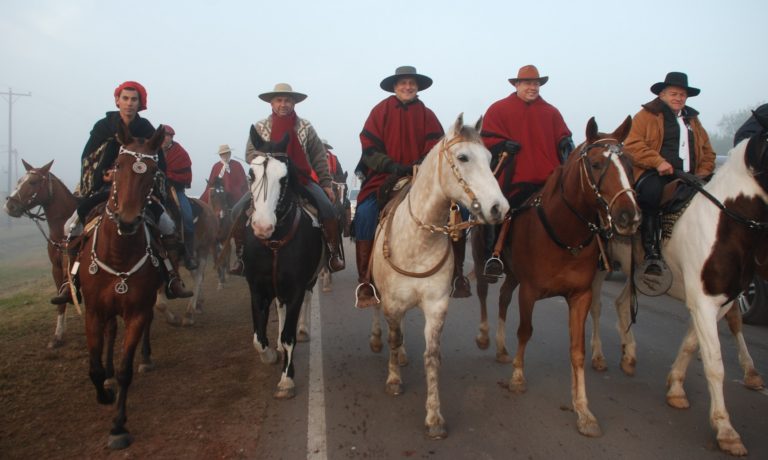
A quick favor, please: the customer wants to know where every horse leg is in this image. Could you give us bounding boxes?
[423,301,448,439]
[154,289,181,327]
[568,291,601,438]
[475,276,490,350]
[138,318,154,373]
[510,286,534,393]
[297,290,311,343]
[684,303,746,456]
[275,299,287,354]
[496,275,518,363]
[320,267,332,292]
[384,311,405,396]
[588,271,608,371]
[370,306,383,353]
[48,304,67,349]
[86,310,115,406]
[274,293,303,400]
[725,303,764,390]
[614,279,637,375]
[104,317,118,390]
[108,313,150,450]
[251,294,277,364]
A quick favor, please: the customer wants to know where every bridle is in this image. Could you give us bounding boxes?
[7,169,66,251]
[534,139,636,254]
[105,145,159,235]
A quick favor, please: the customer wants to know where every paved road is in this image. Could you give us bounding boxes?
[258,240,768,459]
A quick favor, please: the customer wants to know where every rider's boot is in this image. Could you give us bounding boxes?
[355,239,378,309]
[50,228,83,305]
[182,231,199,271]
[640,212,662,276]
[450,234,472,298]
[228,212,247,276]
[322,217,345,272]
[160,235,193,299]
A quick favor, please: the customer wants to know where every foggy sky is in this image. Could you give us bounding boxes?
[1,0,765,197]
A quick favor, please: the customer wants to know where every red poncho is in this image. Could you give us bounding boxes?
[482,94,571,195]
[358,96,443,203]
[200,160,249,204]
[164,142,192,188]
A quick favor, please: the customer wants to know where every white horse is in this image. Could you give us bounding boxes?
[367,114,508,438]
[588,119,768,456]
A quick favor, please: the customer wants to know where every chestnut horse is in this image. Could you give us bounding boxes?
[4,159,78,348]
[472,117,640,437]
[368,114,508,438]
[587,114,768,455]
[243,128,324,399]
[77,123,165,449]
[206,176,233,289]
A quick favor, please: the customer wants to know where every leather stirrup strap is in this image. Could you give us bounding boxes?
[491,214,512,258]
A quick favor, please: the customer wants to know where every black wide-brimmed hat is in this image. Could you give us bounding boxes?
[650,72,700,97]
[380,66,433,92]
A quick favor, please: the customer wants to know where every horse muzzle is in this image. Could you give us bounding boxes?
[115,214,143,236]
[4,197,24,218]
[475,199,509,225]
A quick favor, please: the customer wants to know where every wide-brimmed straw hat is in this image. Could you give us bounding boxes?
[650,72,700,97]
[217,144,233,155]
[322,139,333,150]
[508,65,549,86]
[380,66,433,92]
[258,83,308,103]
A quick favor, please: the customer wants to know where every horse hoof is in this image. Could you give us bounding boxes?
[666,394,690,409]
[397,352,409,367]
[297,330,310,343]
[475,335,489,350]
[591,357,608,372]
[97,388,116,405]
[369,338,383,353]
[321,285,332,293]
[495,352,514,364]
[620,359,636,376]
[577,420,602,438]
[743,372,764,390]
[138,362,155,373]
[104,378,118,391]
[260,349,278,365]
[718,436,748,456]
[165,316,182,327]
[182,317,195,327]
[273,387,296,400]
[508,380,526,394]
[107,432,134,450]
[47,338,64,349]
[385,382,403,396]
[425,424,448,440]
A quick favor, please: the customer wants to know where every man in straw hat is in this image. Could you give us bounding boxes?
[200,144,249,272]
[352,66,445,308]
[624,71,716,274]
[228,82,344,275]
[480,65,573,279]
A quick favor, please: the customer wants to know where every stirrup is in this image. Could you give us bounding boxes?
[354,282,380,309]
[483,256,504,279]
[450,275,472,298]
[50,282,73,305]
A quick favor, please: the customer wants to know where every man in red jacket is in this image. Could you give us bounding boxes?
[481,65,573,277]
[162,125,198,270]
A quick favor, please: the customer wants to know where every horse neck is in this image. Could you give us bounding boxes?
[540,161,597,229]
[44,175,78,239]
[95,215,149,263]
[708,147,767,202]
[402,152,451,233]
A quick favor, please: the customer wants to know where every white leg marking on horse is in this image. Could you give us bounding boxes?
[306,289,327,460]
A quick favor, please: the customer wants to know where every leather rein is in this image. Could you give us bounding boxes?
[12,169,67,252]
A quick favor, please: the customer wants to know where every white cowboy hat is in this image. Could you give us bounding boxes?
[217,144,233,155]
[258,83,308,103]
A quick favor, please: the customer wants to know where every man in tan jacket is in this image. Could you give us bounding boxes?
[624,71,716,272]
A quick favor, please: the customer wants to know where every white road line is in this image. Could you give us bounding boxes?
[307,289,327,460]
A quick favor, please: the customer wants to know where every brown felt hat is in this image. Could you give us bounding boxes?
[508,65,549,85]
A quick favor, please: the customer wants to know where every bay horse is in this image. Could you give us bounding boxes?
[77,123,165,449]
[243,127,323,399]
[368,114,508,438]
[586,114,768,456]
[471,117,640,438]
[154,197,219,326]
[4,159,78,348]
[206,176,233,289]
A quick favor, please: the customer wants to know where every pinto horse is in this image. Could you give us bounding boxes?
[368,114,508,438]
[243,127,323,399]
[4,159,78,348]
[472,117,640,438]
[587,114,768,456]
[77,123,165,450]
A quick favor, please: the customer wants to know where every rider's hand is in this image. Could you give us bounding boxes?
[323,186,336,202]
[503,140,522,155]
[656,160,674,176]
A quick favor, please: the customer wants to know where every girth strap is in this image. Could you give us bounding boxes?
[255,207,302,300]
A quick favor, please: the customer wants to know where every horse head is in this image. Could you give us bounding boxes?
[569,116,640,236]
[745,110,768,195]
[247,126,294,239]
[432,113,509,225]
[4,159,55,217]
[109,122,164,235]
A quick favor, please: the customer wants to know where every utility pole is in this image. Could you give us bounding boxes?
[1,88,31,227]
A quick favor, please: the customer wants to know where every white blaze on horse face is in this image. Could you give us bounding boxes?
[605,150,638,206]
[449,142,508,224]
[249,156,288,239]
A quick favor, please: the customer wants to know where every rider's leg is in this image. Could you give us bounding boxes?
[228,193,250,276]
[353,196,379,308]
[451,231,472,298]
[176,189,198,270]
[149,201,193,299]
[303,182,345,272]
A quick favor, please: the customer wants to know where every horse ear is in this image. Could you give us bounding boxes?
[41,160,54,172]
[613,116,633,143]
[754,110,768,130]
[475,116,483,133]
[452,113,465,135]
[149,124,166,151]
[116,120,132,145]
[22,158,34,171]
[274,132,290,153]
[249,125,264,151]
[342,171,348,181]
[585,117,598,144]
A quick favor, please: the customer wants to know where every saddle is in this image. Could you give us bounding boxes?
[658,177,701,240]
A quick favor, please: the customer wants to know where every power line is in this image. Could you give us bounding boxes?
[1,88,32,227]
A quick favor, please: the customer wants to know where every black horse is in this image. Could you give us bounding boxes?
[243,127,324,399]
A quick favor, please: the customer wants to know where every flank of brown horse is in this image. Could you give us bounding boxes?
[77,122,165,450]
[472,117,640,438]
[4,159,78,348]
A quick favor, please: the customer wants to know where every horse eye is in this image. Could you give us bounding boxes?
[457,154,469,163]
